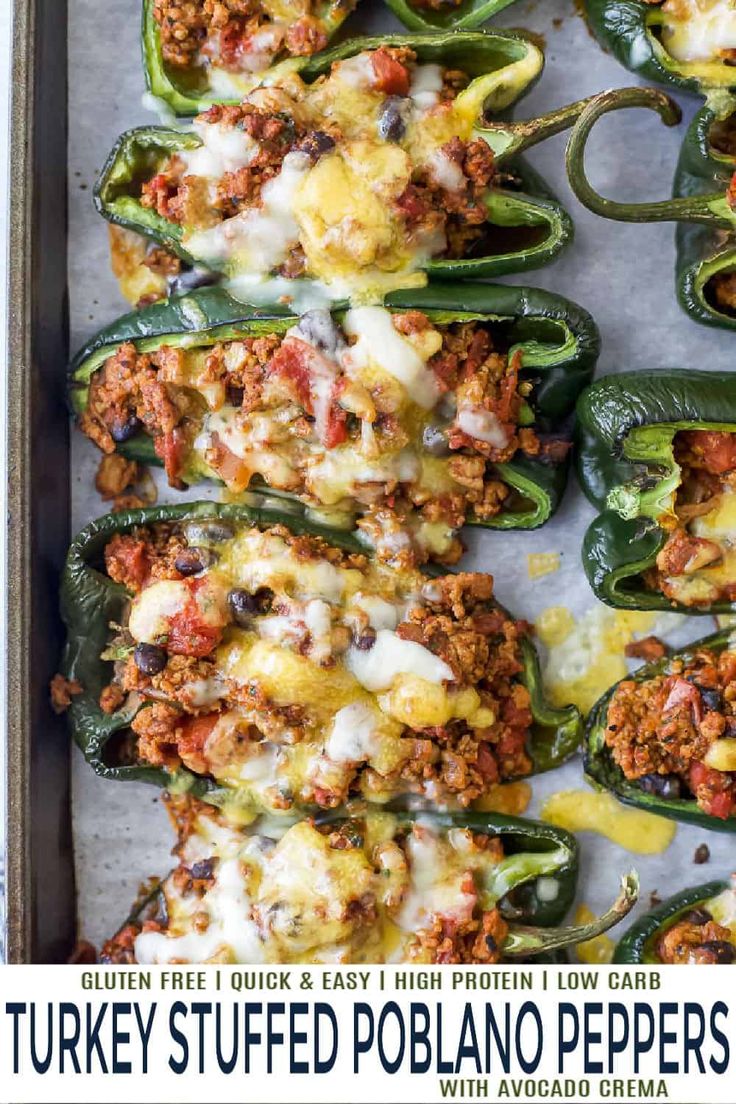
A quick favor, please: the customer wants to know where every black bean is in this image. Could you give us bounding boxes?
[169,267,217,295]
[226,384,244,407]
[684,908,713,926]
[700,687,723,712]
[110,414,142,443]
[700,940,736,964]
[133,643,167,676]
[693,843,711,865]
[228,587,273,626]
[175,546,216,576]
[354,627,377,651]
[378,97,408,142]
[638,773,681,800]
[296,130,336,161]
[182,519,234,545]
[190,859,215,881]
[294,309,345,357]
[422,423,450,456]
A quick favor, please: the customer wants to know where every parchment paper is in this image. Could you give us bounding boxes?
[69,0,736,952]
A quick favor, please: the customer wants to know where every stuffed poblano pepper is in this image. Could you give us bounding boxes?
[58,501,582,818]
[584,0,736,97]
[96,32,586,302]
[578,370,736,613]
[384,0,521,34]
[586,627,736,829]
[614,876,736,963]
[566,86,736,331]
[71,285,599,563]
[100,793,637,964]
[142,0,360,116]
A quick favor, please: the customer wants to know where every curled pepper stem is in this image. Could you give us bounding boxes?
[485,96,619,163]
[503,871,640,956]
[566,87,733,226]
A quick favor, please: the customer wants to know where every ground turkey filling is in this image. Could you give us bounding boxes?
[605,647,736,819]
[133,46,499,290]
[80,309,556,567]
[645,430,736,607]
[655,904,736,965]
[100,520,534,813]
[153,0,349,73]
[101,797,514,965]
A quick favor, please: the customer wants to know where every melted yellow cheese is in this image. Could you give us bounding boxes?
[574,904,615,965]
[541,790,677,855]
[661,0,736,62]
[527,552,561,580]
[472,781,532,816]
[133,812,513,965]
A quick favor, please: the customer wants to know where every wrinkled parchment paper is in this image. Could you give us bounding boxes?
[69,0,736,951]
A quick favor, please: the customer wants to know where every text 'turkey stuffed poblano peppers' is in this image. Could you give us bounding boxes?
[586,627,736,830]
[614,877,736,963]
[578,370,736,614]
[59,501,582,817]
[70,284,599,562]
[97,32,587,301]
[100,795,638,964]
[566,85,736,331]
[584,0,736,97]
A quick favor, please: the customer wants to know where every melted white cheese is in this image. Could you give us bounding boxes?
[324,701,383,763]
[128,580,190,643]
[346,628,453,691]
[662,0,736,61]
[182,120,259,179]
[342,307,441,410]
[456,405,510,448]
[409,63,444,111]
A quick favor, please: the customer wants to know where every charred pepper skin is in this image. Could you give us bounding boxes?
[59,501,583,802]
[584,0,736,96]
[565,85,736,331]
[68,283,599,532]
[97,31,592,286]
[613,880,728,963]
[585,628,736,834]
[384,0,521,33]
[106,805,637,958]
[577,370,736,614]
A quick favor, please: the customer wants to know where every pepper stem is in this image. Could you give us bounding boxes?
[566,87,733,226]
[481,96,617,163]
[503,871,639,957]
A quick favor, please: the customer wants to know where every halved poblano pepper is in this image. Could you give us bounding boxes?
[97,32,587,297]
[142,0,359,117]
[583,0,736,98]
[100,796,638,963]
[59,501,583,816]
[565,85,736,331]
[70,284,599,552]
[577,370,736,614]
[614,878,735,963]
[586,627,736,831]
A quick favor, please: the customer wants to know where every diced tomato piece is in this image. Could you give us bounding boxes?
[167,581,224,658]
[395,184,428,226]
[371,47,410,96]
[176,713,219,775]
[693,431,736,474]
[476,742,499,782]
[705,791,734,820]
[662,676,703,723]
[219,19,248,69]
[271,340,313,410]
[323,404,348,449]
[106,535,151,591]
[154,427,188,486]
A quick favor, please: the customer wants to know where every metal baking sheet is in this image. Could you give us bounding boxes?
[65,0,736,956]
